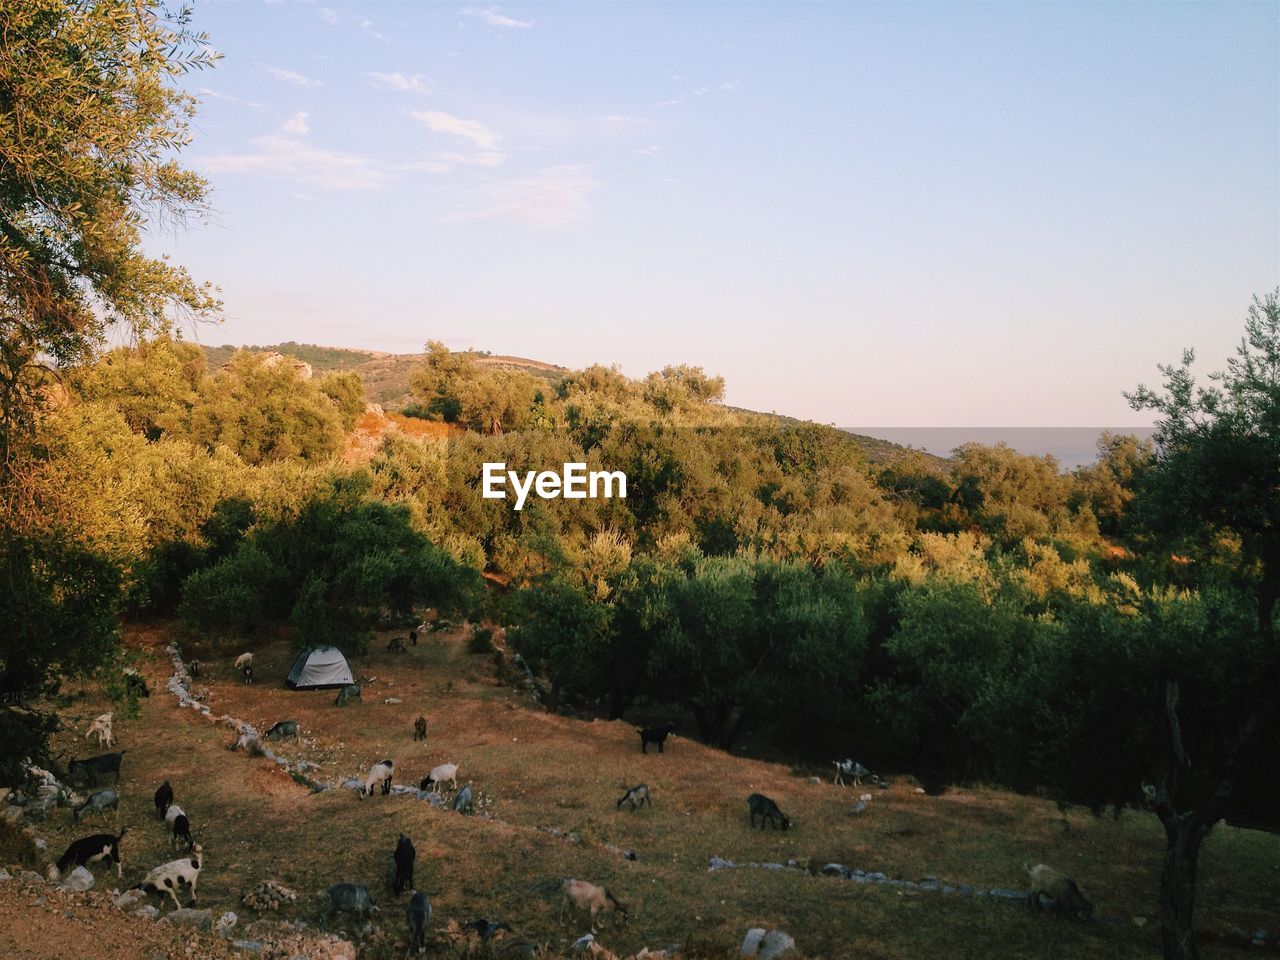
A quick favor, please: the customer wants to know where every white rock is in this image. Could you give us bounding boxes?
[741,928,766,955]
[216,911,239,936]
[760,930,796,959]
[57,866,95,892]
[133,905,160,920]
[113,889,144,909]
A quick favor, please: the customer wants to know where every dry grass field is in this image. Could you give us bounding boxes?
[28,622,1279,959]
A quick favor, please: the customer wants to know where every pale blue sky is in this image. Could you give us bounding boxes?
[149,1,1279,426]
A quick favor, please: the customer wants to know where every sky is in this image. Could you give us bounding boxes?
[148,1,1280,426]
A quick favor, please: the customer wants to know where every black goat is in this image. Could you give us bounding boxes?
[747,792,791,831]
[154,780,173,819]
[637,722,677,754]
[393,833,415,894]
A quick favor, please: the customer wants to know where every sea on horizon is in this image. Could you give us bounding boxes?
[845,427,1157,472]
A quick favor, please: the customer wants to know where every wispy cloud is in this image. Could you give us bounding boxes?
[318,7,338,25]
[266,67,322,88]
[636,145,662,157]
[411,110,501,149]
[462,6,533,29]
[202,115,387,191]
[198,87,268,111]
[360,19,388,42]
[441,165,597,228]
[369,72,432,94]
[282,111,309,136]
[599,114,643,126]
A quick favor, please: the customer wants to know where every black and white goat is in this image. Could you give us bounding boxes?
[53,828,128,879]
[136,845,203,910]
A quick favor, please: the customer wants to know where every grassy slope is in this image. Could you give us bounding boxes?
[40,624,1278,960]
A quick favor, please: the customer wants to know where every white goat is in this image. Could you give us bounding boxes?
[233,652,253,671]
[421,762,458,793]
[362,759,394,797]
[86,713,114,749]
[560,878,628,933]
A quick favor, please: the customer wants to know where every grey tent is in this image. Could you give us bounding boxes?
[285,646,354,689]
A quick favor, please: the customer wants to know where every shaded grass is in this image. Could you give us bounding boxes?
[38,622,1280,959]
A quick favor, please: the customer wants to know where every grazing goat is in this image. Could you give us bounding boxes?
[154,781,173,819]
[86,713,114,749]
[241,663,254,684]
[452,782,473,814]
[363,759,394,797]
[234,652,253,672]
[560,879,628,933]
[54,828,128,879]
[637,722,677,754]
[466,919,511,944]
[165,803,194,850]
[408,630,419,647]
[136,845,203,910]
[387,636,407,653]
[123,669,149,698]
[188,659,201,680]
[747,793,792,831]
[335,683,361,707]
[616,784,650,811]
[420,763,458,793]
[1026,862,1094,920]
[832,758,877,787]
[322,883,378,928]
[72,789,119,824]
[264,720,299,741]
[413,715,427,741]
[406,891,431,954]
[68,750,127,787]
[393,834,415,894]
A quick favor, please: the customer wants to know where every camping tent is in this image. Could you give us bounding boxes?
[286,646,354,689]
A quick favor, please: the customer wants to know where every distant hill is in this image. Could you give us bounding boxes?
[197,342,932,465]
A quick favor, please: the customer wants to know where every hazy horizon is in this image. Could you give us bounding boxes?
[145,1,1278,427]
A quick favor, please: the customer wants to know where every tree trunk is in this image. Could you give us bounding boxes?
[1159,813,1212,960]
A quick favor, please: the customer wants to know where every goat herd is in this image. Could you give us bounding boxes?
[43,644,1095,958]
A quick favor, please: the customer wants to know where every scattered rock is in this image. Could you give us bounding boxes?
[231,941,264,953]
[164,907,213,930]
[216,910,239,936]
[807,776,822,784]
[709,857,736,871]
[133,905,160,920]
[0,868,11,882]
[382,697,403,704]
[571,932,595,952]
[760,930,796,959]
[114,889,144,909]
[850,800,867,814]
[1132,916,1148,928]
[57,866,95,892]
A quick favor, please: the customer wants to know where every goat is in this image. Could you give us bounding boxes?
[136,845,203,910]
[420,763,458,793]
[616,784,650,811]
[560,878,628,933]
[72,789,119,824]
[68,750,127,787]
[466,919,511,944]
[406,891,431,954]
[452,782,473,814]
[123,669,149,698]
[408,629,419,647]
[833,758,877,787]
[1026,862,1094,920]
[387,636,407,653]
[637,722,677,754]
[188,659,201,680]
[264,720,299,741]
[154,780,173,819]
[164,803,193,850]
[413,715,427,741]
[747,793,792,831]
[241,663,254,685]
[85,713,114,749]
[53,828,128,880]
[335,683,361,707]
[234,652,253,672]
[322,883,378,929]
[393,833,415,895]
[363,759,394,797]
